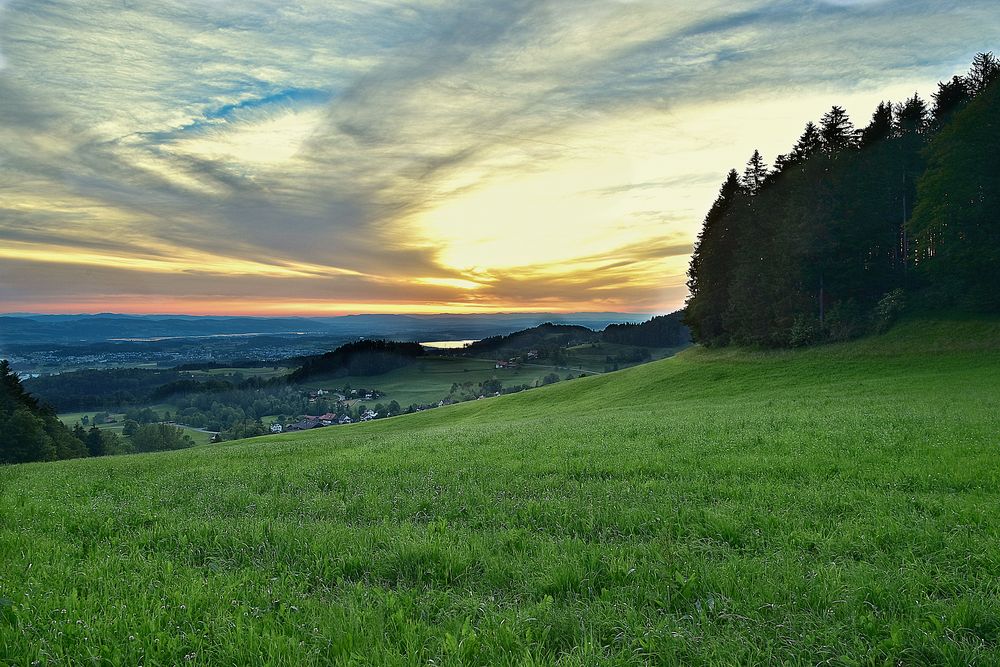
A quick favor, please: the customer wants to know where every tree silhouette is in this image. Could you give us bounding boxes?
[742,150,768,195]
[819,106,856,153]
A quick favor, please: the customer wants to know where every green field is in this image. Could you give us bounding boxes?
[299,356,570,408]
[57,406,216,447]
[561,342,687,373]
[3,317,1000,664]
[187,366,292,380]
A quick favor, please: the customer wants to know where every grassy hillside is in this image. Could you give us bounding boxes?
[2,317,999,664]
[296,344,685,409]
[298,356,571,408]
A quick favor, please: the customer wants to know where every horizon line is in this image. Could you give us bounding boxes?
[1,309,666,318]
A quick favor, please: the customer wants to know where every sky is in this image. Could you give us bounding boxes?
[0,1,996,316]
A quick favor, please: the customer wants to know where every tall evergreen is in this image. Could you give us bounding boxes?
[742,150,768,195]
[931,76,969,129]
[967,52,999,95]
[895,94,929,136]
[819,106,856,153]
[790,122,823,163]
[85,426,106,457]
[860,102,893,147]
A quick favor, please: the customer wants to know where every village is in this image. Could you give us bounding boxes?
[278,386,386,432]
[278,355,552,434]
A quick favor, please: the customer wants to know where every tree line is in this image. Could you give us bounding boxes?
[1,360,87,464]
[1,360,195,464]
[686,52,999,347]
[602,312,689,347]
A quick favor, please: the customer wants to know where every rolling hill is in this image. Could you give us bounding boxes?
[1,317,999,664]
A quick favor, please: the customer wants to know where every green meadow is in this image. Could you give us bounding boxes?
[298,356,570,408]
[187,367,293,380]
[2,317,1000,665]
[57,406,216,447]
[560,342,687,374]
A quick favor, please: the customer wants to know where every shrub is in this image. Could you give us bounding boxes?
[873,289,906,333]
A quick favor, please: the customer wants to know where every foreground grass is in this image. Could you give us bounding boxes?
[2,317,999,665]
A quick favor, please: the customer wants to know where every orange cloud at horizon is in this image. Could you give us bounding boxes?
[0,296,675,317]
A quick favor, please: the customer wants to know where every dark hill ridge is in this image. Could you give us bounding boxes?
[602,311,690,347]
[467,323,600,354]
[289,340,426,382]
[465,311,689,355]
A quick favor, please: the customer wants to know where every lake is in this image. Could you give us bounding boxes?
[420,339,479,349]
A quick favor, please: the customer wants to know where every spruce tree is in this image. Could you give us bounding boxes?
[791,122,823,163]
[967,52,999,96]
[742,150,768,195]
[860,101,893,147]
[684,51,998,347]
[895,94,928,136]
[932,76,969,128]
[819,106,856,153]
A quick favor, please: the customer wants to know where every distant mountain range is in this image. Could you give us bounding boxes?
[0,312,652,346]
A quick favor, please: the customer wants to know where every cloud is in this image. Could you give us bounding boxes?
[0,0,998,314]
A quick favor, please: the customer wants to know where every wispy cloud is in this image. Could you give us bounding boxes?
[0,0,997,314]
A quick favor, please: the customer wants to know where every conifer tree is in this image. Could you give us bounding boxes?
[819,106,856,153]
[684,52,999,347]
[895,94,928,136]
[790,122,823,163]
[932,76,969,128]
[967,52,999,96]
[742,150,768,195]
[860,101,893,147]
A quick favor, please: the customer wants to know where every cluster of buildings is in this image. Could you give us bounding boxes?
[306,387,380,404]
[495,350,539,369]
[284,412,353,431]
[273,385,388,432]
[281,408,380,432]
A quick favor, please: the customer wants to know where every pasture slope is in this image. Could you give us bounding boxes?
[1,317,999,665]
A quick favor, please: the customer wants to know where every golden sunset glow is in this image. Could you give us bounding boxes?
[0,1,995,315]
[0,241,366,279]
[170,108,326,168]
